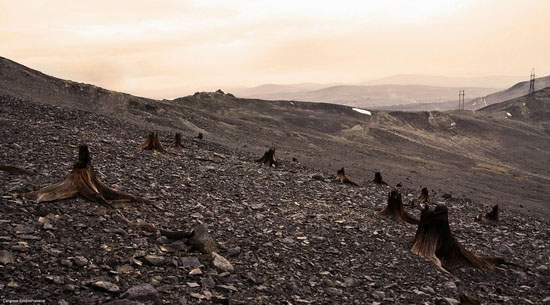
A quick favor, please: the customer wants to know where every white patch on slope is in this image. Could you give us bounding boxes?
[506,112,512,117]
[352,108,372,115]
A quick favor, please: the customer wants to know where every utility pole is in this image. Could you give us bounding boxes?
[458,90,465,110]
[528,68,535,96]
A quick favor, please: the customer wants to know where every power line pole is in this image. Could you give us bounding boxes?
[458,90,465,110]
[528,68,536,96]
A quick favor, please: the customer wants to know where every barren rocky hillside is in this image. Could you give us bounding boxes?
[469,76,550,110]
[1,95,549,304]
[1,56,549,304]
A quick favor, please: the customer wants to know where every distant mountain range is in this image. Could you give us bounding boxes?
[232,83,500,108]
[230,74,538,109]
[359,74,525,88]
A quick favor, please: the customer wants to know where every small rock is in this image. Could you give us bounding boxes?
[180,257,201,268]
[46,275,65,285]
[201,275,216,288]
[423,286,435,294]
[72,256,89,267]
[372,290,385,300]
[250,203,264,210]
[435,297,459,305]
[312,174,324,181]
[189,224,218,254]
[121,284,161,305]
[58,300,69,305]
[116,264,134,274]
[186,282,200,288]
[211,252,234,273]
[93,280,120,293]
[143,255,166,266]
[14,224,34,234]
[443,281,457,290]
[189,268,202,276]
[60,259,73,267]
[325,287,343,296]
[343,277,357,287]
[227,246,241,257]
[156,236,169,244]
[217,284,238,292]
[190,292,205,300]
[543,296,550,303]
[7,281,19,288]
[442,194,452,199]
[0,250,15,264]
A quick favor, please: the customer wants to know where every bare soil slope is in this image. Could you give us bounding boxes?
[469,76,550,110]
[1,95,549,304]
[1,56,548,216]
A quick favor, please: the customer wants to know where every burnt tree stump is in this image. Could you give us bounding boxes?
[377,190,419,224]
[476,205,499,223]
[418,187,429,203]
[174,133,184,148]
[337,167,358,186]
[412,205,503,272]
[23,144,146,206]
[195,132,203,140]
[257,148,278,167]
[372,172,387,185]
[138,132,170,153]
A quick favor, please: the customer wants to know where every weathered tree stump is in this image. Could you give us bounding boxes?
[412,205,502,272]
[23,145,146,206]
[372,172,387,185]
[256,148,278,167]
[418,187,429,203]
[475,204,498,224]
[137,132,169,153]
[377,190,419,224]
[336,167,358,186]
[174,133,184,148]
[196,132,203,140]
[0,165,34,175]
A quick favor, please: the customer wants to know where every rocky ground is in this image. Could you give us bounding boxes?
[1,95,549,304]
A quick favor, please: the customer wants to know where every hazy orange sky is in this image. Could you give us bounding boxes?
[1,0,549,98]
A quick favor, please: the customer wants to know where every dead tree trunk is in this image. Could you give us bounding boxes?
[0,165,34,175]
[174,133,184,148]
[372,172,387,185]
[412,205,502,272]
[476,205,499,222]
[137,132,169,153]
[418,187,429,203]
[256,148,278,167]
[336,167,358,186]
[484,205,499,221]
[377,190,419,224]
[195,133,203,140]
[23,144,146,206]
